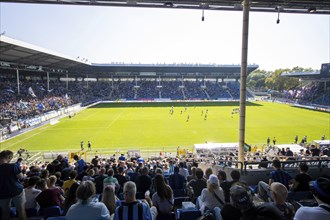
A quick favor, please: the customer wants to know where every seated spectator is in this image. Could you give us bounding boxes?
[217,170,230,203]
[66,180,110,220]
[62,182,80,215]
[101,185,117,219]
[104,168,119,191]
[24,176,41,210]
[290,163,312,192]
[82,169,95,182]
[294,177,330,220]
[114,166,129,193]
[230,184,284,220]
[0,150,27,220]
[62,170,78,197]
[94,168,107,194]
[205,167,213,180]
[151,174,174,214]
[114,181,153,220]
[188,168,207,202]
[258,159,292,202]
[270,182,294,220]
[169,166,186,191]
[197,174,224,220]
[48,175,64,195]
[54,172,64,187]
[178,162,189,180]
[187,166,197,182]
[36,178,65,211]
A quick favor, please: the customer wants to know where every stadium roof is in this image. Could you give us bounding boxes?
[281,63,330,81]
[0,35,259,77]
[2,0,330,15]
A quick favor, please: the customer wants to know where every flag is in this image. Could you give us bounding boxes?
[28,87,37,98]
[5,89,15,94]
[37,103,44,110]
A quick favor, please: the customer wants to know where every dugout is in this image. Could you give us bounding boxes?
[313,140,330,148]
[193,143,250,158]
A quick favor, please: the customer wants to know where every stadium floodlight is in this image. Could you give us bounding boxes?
[276,6,282,24]
[202,9,205,21]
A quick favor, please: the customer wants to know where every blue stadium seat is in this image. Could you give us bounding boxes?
[42,206,62,219]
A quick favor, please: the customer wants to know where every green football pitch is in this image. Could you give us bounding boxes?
[1,101,329,155]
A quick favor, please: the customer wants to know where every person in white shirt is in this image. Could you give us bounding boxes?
[25,176,41,210]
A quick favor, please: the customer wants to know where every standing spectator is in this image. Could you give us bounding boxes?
[169,166,186,191]
[291,163,313,192]
[135,166,152,198]
[258,159,292,202]
[73,155,86,175]
[114,166,129,193]
[66,180,110,220]
[294,177,330,220]
[114,181,153,220]
[270,182,294,220]
[0,150,27,220]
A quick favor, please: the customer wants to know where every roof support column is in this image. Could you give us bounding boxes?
[16,68,20,95]
[47,72,49,92]
[238,0,250,165]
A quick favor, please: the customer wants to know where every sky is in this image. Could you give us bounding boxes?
[0,2,329,71]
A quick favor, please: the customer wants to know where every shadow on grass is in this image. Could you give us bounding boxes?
[89,101,263,108]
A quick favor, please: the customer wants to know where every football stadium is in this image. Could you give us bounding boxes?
[0,1,330,220]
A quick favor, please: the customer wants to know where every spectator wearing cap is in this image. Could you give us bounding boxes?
[258,159,292,202]
[294,177,330,220]
[270,182,295,220]
[229,184,284,220]
[196,174,224,220]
